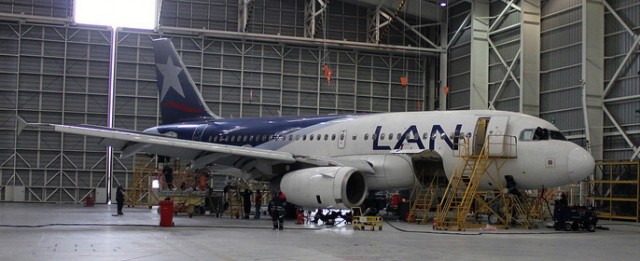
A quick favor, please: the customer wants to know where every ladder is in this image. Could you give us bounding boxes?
[407,175,439,224]
[435,140,491,231]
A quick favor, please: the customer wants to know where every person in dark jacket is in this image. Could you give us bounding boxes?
[268,188,287,230]
[240,188,253,219]
[116,186,125,216]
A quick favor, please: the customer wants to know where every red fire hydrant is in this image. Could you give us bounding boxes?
[159,200,174,227]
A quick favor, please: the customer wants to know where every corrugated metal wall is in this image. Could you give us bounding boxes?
[603,0,640,160]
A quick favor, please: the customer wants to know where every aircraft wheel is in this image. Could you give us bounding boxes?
[378,226,383,231]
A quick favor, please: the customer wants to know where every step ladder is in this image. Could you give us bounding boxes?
[407,175,439,224]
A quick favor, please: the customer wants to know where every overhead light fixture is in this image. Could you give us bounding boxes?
[440,1,447,7]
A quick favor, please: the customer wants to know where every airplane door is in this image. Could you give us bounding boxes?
[338,130,347,149]
[192,124,208,141]
[473,117,489,155]
[486,116,509,156]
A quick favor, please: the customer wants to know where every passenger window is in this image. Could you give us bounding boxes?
[303,135,307,141]
[388,133,393,140]
[331,134,336,140]
[372,133,377,140]
[397,133,401,140]
[263,135,268,141]
[340,133,345,140]
[317,134,321,141]
[381,133,385,140]
[324,134,329,140]
[249,136,254,142]
[423,132,429,140]
[213,136,218,142]
[310,134,314,141]
[288,135,293,141]
[231,136,236,142]
[352,133,357,140]
[364,133,369,140]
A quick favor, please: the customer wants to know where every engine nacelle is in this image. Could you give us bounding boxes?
[280,167,367,209]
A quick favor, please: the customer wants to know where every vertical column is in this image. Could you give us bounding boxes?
[470,0,490,109]
[105,27,119,203]
[582,0,604,161]
[520,0,540,116]
[438,17,448,110]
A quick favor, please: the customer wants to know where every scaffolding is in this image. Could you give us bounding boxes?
[126,154,160,208]
[588,161,639,222]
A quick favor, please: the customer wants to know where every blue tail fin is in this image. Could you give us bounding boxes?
[152,38,219,124]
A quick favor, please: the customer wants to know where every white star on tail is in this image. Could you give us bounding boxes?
[156,57,185,101]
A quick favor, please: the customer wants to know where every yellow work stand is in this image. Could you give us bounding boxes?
[351,207,383,231]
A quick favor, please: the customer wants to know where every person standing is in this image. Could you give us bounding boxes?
[268,188,287,230]
[115,186,125,216]
[253,189,263,219]
[240,188,253,219]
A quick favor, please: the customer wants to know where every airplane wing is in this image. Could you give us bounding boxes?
[22,120,296,163]
[19,117,375,174]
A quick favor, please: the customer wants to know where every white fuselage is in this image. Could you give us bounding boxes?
[259,110,594,190]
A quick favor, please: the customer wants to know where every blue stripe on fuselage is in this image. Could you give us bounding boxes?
[147,114,356,148]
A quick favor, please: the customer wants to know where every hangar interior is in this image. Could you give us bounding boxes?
[0,0,639,220]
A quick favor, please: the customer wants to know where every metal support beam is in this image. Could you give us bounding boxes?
[389,12,440,49]
[367,5,392,44]
[438,18,448,110]
[304,0,328,38]
[520,0,541,116]
[582,0,604,161]
[238,0,255,33]
[470,0,490,109]
[158,26,443,55]
[106,27,119,203]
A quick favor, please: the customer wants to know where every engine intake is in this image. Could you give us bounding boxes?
[280,167,367,209]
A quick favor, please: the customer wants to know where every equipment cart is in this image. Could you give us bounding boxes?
[351,207,383,231]
[159,190,206,218]
[553,202,598,232]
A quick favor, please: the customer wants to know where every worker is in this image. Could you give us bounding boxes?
[240,188,253,219]
[253,189,263,219]
[162,165,174,190]
[115,186,125,216]
[268,188,287,230]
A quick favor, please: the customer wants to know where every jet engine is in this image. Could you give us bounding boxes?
[279,167,368,209]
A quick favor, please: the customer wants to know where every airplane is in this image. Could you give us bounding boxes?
[18,38,595,209]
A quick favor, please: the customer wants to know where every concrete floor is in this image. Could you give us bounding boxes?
[0,203,639,261]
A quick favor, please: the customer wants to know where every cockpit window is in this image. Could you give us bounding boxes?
[521,127,567,141]
[549,130,567,141]
[520,129,534,141]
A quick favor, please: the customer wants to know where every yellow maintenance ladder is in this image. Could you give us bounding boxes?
[435,133,519,231]
[407,175,439,224]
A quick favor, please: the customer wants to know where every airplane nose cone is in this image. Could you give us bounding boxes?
[567,147,595,183]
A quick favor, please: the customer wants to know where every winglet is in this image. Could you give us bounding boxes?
[16,115,28,135]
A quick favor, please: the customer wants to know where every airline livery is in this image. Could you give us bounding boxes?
[19,38,595,209]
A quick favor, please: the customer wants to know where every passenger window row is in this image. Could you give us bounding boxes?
[206,131,437,144]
